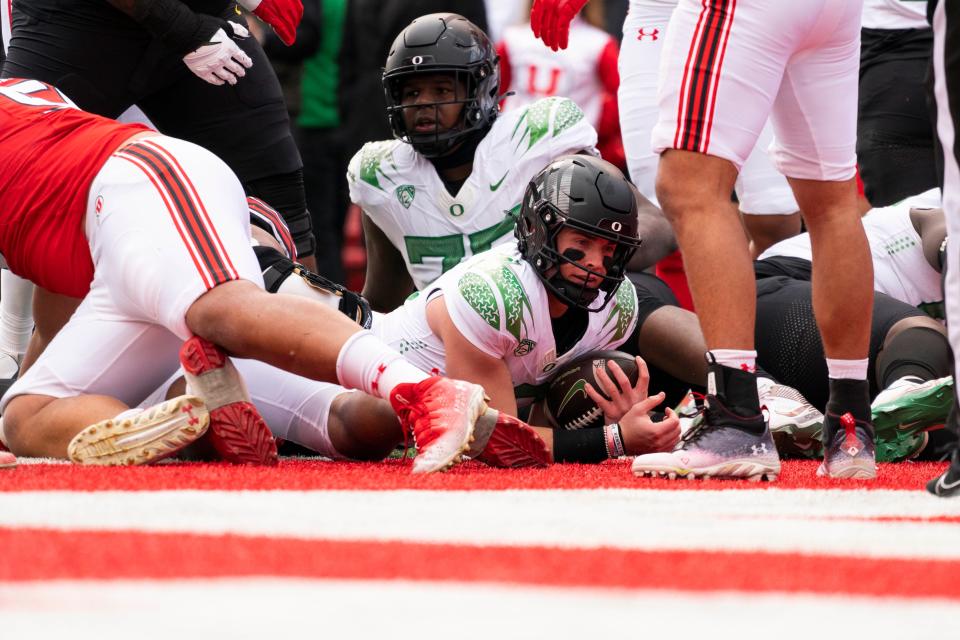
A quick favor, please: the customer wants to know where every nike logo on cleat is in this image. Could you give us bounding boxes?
[897,421,921,431]
[936,475,960,492]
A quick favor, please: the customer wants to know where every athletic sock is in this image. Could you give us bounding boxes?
[825,357,869,381]
[335,330,429,400]
[826,378,872,426]
[0,270,34,359]
[709,349,757,373]
[876,326,951,388]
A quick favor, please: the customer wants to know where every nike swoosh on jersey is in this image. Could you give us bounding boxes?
[489,172,509,192]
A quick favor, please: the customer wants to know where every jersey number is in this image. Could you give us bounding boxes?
[0,79,76,111]
[404,215,517,274]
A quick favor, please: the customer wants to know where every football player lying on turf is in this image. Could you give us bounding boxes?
[0,78,489,473]
[146,155,682,466]
[350,13,599,312]
[754,189,954,462]
[628,189,955,472]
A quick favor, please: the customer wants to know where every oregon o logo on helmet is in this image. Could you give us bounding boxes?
[412,55,423,65]
[611,221,622,232]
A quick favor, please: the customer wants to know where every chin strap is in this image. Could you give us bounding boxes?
[427,125,490,170]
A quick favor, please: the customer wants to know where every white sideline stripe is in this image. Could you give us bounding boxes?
[2,489,960,559]
[1,579,958,640]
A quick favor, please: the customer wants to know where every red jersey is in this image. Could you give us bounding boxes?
[0,78,149,297]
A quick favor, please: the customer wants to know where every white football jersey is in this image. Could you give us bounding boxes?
[374,243,639,406]
[862,0,929,30]
[347,97,598,290]
[759,190,944,318]
[499,18,614,128]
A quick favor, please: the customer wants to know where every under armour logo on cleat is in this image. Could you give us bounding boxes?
[751,443,767,456]
[182,405,200,426]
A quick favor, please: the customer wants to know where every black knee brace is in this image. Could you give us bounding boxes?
[877,326,952,388]
[244,169,316,259]
[254,246,372,329]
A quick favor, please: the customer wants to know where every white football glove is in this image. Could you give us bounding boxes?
[182,22,253,86]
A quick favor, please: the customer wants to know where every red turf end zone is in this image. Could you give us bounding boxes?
[0,459,947,492]
[1,526,958,599]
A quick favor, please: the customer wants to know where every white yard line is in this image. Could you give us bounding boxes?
[1,578,958,640]
[1,489,960,558]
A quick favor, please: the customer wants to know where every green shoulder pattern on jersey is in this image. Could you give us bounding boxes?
[602,284,637,342]
[459,272,500,331]
[474,252,534,341]
[355,141,399,192]
[511,97,585,156]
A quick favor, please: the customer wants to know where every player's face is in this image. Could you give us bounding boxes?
[554,228,617,288]
[399,74,467,135]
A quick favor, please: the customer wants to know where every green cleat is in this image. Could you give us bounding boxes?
[872,376,953,462]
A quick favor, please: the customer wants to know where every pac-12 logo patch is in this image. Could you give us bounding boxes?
[395,184,415,209]
[514,338,536,357]
[94,195,104,219]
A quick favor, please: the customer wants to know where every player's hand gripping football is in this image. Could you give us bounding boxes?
[182,22,253,86]
[530,0,588,51]
[585,355,680,455]
[584,355,654,424]
[238,0,304,46]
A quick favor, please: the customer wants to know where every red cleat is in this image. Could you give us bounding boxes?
[471,410,551,468]
[179,336,278,466]
[390,377,487,474]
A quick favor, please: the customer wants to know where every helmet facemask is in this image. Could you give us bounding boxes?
[519,192,640,312]
[382,14,500,158]
[384,67,491,158]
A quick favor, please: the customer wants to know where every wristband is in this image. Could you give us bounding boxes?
[131,0,226,55]
[604,423,625,458]
[552,427,607,464]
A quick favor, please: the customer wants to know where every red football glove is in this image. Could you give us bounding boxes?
[530,0,588,51]
[239,0,303,46]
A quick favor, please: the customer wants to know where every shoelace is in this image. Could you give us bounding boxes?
[393,404,422,460]
[679,393,769,447]
[396,390,448,451]
[679,392,710,446]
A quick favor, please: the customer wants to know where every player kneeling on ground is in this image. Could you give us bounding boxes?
[149,155,681,466]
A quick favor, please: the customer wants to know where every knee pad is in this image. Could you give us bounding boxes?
[244,170,316,259]
[254,246,372,329]
[877,326,951,389]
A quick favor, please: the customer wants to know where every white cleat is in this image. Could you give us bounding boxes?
[67,395,210,466]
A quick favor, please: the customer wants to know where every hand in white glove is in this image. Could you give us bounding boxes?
[182,22,253,86]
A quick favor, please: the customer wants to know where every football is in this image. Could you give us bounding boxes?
[542,350,640,430]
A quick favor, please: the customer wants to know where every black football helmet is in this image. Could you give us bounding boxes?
[382,13,500,158]
[516,155,642,312]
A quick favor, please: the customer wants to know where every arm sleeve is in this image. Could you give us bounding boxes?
[106,0,221,54]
